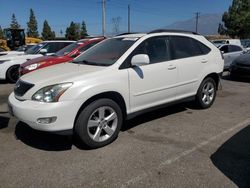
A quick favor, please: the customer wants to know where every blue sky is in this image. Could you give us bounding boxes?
[0,0,233,36]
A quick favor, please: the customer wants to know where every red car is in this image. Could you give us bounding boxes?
[20,37,105,75]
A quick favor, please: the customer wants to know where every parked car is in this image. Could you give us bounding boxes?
[0,44,36,57]
[8,30,224,148]
[230,51,250,78]
[218,44,245,69]
[20,37,105,75]
[212,39,242,47]
[0,40,74,82]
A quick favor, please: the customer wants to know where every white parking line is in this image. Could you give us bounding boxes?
[120,118,250,188]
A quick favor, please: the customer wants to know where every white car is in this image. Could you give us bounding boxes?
[0,41,74,82]
[8,30,224,148]
[218,44,245,69]
[0,44,36,57]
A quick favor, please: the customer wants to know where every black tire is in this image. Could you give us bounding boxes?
[74,98,123,149]
[195,77,217,109]
[6,65,20,83]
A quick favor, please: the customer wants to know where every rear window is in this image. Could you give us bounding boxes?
[169,36,211,59]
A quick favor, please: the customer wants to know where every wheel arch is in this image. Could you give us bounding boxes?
[202,72,220,90]
[73,91,127,129]
[5,64,20,81]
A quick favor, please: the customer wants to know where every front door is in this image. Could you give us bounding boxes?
[127,36,178,113]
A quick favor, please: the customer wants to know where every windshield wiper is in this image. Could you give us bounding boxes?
[72,60,108,66]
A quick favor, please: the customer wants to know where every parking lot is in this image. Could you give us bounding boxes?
[0,74,250,188]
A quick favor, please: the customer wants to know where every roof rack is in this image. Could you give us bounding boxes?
[116,32,139,36]
[148,29,199,35]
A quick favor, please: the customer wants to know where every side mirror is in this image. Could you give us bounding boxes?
[221,51,225,54]
[131,54,150,67]
[40,49,48,55]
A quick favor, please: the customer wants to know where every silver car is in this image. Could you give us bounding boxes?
[218,44,244,70]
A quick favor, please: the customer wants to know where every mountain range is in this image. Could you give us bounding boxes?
[165,13,223,35]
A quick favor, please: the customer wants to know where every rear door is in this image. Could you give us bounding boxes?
[169,36,211,99]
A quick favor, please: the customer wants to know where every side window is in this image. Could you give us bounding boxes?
[133,37,170,64]
[79,41,100,53]
[229,45,242,52]
[194,39,211,54]
[169,36,206,59]
[220,45,229,54]
[41,42,59,53]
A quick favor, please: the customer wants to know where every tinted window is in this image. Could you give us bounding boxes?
[41,42,72,53]
[25,43,46,54]
[55,42,81,56]
[73,38,136,66]
[220,45,229,53]
[79,41,100,52]
[194,40,211,54]
[229,45,242,52]
[169,36,209,59]
[130,36,170,64]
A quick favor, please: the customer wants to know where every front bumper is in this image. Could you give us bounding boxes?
[8,92,82,133]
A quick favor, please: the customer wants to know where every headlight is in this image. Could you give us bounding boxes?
[32,83,73,102]
[0,60,10,64]
[24,61,46,71]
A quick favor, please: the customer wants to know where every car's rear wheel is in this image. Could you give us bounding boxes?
[6,65,20,83]
[195,77,216,109]
[74,98,123,149]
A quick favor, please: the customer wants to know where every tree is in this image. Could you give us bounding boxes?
[27,9,39,38]
[65,21,81,40]
[221,0,250,38]
[10,14,20,29]
[41,20,55,40]
[0,26,4,39]
[218,23,227,35]
[111,17,122,35]
[80,21,88,38]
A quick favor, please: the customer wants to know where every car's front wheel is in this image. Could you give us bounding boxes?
[74,98,123,149]
[195,77,217,109]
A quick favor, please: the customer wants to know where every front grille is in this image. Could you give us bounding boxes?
[14,80,34,97]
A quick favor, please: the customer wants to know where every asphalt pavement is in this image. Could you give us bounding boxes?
[0,75,250,188]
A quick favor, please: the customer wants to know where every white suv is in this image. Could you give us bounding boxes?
[8,30,224,148]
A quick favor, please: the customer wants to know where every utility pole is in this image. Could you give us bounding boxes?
[102,0,106,36]
[195,12,200,33]
[128,4,131,33]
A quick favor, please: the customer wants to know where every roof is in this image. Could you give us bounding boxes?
[115,33,146,38]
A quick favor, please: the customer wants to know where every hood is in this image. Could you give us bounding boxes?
[0,53,42,61]
[21,62,106,85]
[234,53,250,65]
[21,55,62,67]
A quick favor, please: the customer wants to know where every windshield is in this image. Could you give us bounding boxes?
[54,42,82,56]
[72,38,137,66]
[25,43,46,54]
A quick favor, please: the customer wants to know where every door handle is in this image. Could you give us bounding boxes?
[201,60,208,63]
[168,65,176,70]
